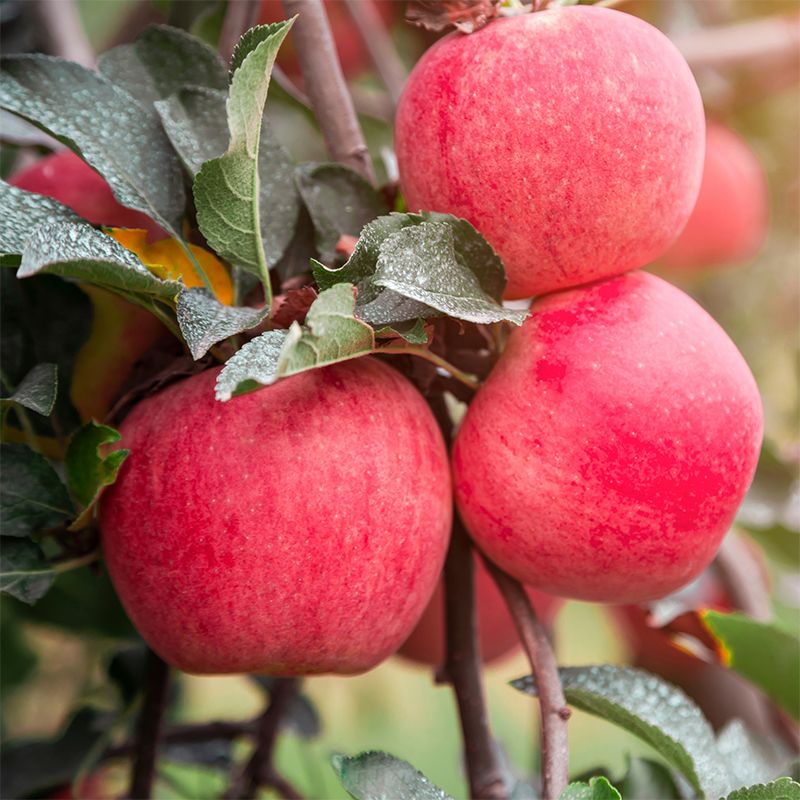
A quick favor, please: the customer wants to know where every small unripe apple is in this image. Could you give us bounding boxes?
[661,122,769,270]
[100,359,452,675]
[452,271,762,604]
[398,554,562,666]
[395,5,705,299]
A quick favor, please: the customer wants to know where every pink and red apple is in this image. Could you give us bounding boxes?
[395,5,705,299]
[99,359,452,675]
[452,271,762,604]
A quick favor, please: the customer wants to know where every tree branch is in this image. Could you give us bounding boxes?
[344,0,407,110]
[223,678,303,800]
[483,557,569,800]
[219,0,261,66]
[280,0,377,185]
[128,650,171,800]
[33,0,95,68]
[444,521,508,800]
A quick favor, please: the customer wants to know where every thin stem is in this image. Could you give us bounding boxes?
[280,0,376,185]
[51,550,100,575]
[33,0,95,68]
[444,522,508,800]
[128,650,171,800]
[483,557,569,800]
[381,345,481,391]
[714,532,771,622]
[344,0,407,110]
[219,0,261,65]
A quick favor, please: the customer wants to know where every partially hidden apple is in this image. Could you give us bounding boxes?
[395,5,705,299]
[398,554,562,666]
[452,271,763,604]
[661,122,769,270]
[99,359,452,675]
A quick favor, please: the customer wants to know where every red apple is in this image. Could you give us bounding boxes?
[661,122,769,270]
[398,554,562,666]
[99,359,452,675]
[395,5,705,299]
[452,271,762,604]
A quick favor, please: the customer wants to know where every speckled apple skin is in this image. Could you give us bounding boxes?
[452,271,762,603]
[397,554,562,666]
[395,6,705,299]
[99,359,452,675]
[661,123,768,270]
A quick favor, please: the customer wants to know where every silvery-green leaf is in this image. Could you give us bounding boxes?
[155,87,229,175]
[0,181,82,260]
[0,537,55,604]
[98,25,227,107]
[177,288,269,360]
[296,163,389,263]
[717,720,791,792]
[512,665,730,799]
[1,364,58,417]
[17,223,182,301]
[194,19,294,294]
[374,222,527,325]
[331,751,453,800]
[0,55,185,232]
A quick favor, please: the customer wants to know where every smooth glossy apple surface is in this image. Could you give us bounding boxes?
[452,271,762,603]
[661,122,768,270]
[398,554,562,666]
[395,5,705,299]
[100,359,452,675]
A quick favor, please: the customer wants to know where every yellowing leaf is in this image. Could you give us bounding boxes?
[108,228,233,305]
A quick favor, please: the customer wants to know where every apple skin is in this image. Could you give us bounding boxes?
[99,359,452,675]
[395,5,705,299]
[661,123,769,270]
[398,554,562,666]
[452,271,763,604]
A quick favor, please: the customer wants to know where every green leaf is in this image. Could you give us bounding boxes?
[215,284,374,400]
[193,19,295,297]
[176,288,269,360]
[703,611,800,721]
[618,757,681,800]
[331,752,453,800]
[559,776,622,800]
[0,537,55,604]
[374,319,429,345]
[1,363,58,417]
[296,163,389,263]
[155,87,229,175]
[717,720,792,791]
[0,180,81,259]
[65,422,129,518]
[97,24,227,107]
[17,222,183,301]
[512,665,730,799]
[0,603,38,696]
[726,778,800,800]
[0,444,72,538]
[0,54,186,232]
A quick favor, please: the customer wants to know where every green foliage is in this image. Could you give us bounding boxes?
[617,757,681,799]
[703,611,800,721]
[331,752,453,800]
[559,776,621,800]
[0,537,55,604]
[726,778,800,800]
[0,604,37,697]
[0,55,185,232]
[0,444,72,538]
[1,363,58,418]
[513,665,730,798]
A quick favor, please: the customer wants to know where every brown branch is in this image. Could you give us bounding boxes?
[224,678,303,800]
[344,0,407,109]
[483,557,569,800]
[280,0,377,185]
[443,521,508,800]
[219,0,261,66]
[128,650,171,800]
[33,0,95,68]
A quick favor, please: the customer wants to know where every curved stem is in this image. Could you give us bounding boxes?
[380,345,481,391]
[51,550,100,574]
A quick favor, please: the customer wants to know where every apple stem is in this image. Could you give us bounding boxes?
[482,556,570,800]
[219,0,262,66]
[280,0,377,186]
[381,345,482,392]
[128,649,171,800]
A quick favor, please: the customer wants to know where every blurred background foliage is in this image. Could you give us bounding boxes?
[0,0,797,797]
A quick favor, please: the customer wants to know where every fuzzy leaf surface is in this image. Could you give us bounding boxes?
[177,288,269,360]
[331,751,453,800]
[559,777,621,800]
[1,363,58,417]
[0,444,72,538]
[726,779,800,800]
[513,665,730,799]
[0,537,55,604]
[717,720,792,792]
[0,55,185,232]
